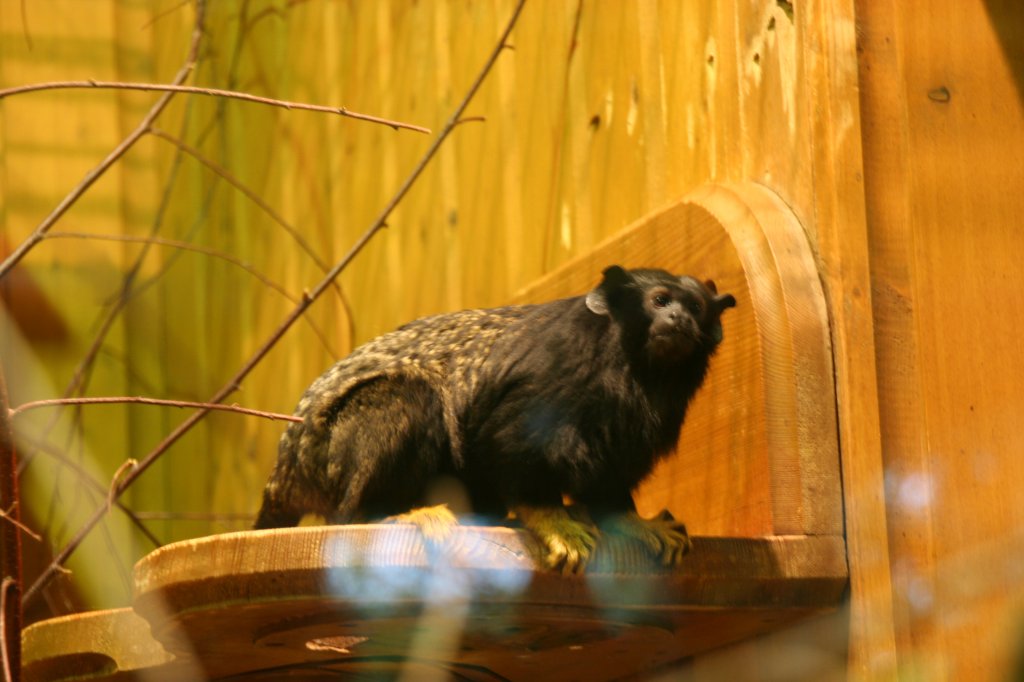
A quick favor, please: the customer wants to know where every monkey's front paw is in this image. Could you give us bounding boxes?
[606,510,692,567]
[513,506,599,575]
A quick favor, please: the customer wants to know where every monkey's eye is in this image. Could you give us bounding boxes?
[652,293,672,308]
[685,298,703,316]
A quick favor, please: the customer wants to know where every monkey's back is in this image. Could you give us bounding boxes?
[254,300,593,528]
[283,303,550,464]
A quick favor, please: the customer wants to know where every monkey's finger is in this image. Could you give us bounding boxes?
[559,552,578,577]
[661,540,687,567]
[548,536,592,576]
[671,533,693,565]
[562,546,589,576]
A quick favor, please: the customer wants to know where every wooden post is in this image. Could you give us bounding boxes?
[0,365,21,682]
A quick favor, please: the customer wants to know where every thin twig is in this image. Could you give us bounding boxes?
[0,504,41,542]
[54,178,215,411]
[42,230,338,356]
[0,6,206,282]
[15,434,161,548]
[148,127,332,273]
[106,460,138,513]
[147,128,355,351]
[0,81,431,135]
[19,0,31,50]
[21,0,528,609]
[10,397,303,423]
[45,232,295,300]
[141,0,191,30]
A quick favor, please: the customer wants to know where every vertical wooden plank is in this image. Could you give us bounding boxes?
[803,0,900,678]
[858,0,1024,678]
[854,3,931,678]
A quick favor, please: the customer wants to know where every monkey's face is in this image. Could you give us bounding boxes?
[642,276,735,363]
[586,266,737,366]
[643,279,706,361]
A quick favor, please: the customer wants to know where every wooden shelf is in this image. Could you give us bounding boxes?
[24,183,848,679]
[24,525,846,681]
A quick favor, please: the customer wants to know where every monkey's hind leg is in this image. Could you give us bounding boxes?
[513,505,599,576]
[325,376,454,548]
[603,509,692,566]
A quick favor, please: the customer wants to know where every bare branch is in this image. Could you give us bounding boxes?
[147,127,331,273]
[141,0,191,31]
[15,434,161,548]
[0,504,41,542]
[106,460,138,513]
[9,397,302,423]
[145,128,351,353]
[0,81,431,135]
[21,0,527,610]
[44,231,296,301]
[42,231,338,355]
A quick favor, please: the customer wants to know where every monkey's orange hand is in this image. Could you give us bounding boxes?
[604,509,692,567]
[513,505,599,575]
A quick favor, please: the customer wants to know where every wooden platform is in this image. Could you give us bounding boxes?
[23,183,848,679]
[24,525,846,681]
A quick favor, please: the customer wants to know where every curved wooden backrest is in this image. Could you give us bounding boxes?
[513,182,841,537]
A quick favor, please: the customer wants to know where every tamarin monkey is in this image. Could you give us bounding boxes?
[255,265,736,573]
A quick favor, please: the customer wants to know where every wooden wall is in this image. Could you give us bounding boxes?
[856,1,1024,679]
[2,0,1023,679]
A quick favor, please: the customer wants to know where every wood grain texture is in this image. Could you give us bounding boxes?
[21,608,179,682]
[514,183,840,539]
[21,527,845,681]
[857,1,1024,679]
[800,0,902,677]
[131,527,845,681]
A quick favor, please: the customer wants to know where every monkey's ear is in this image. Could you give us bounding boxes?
[704,279,719,294]
[600,265,631,288]
[708,293,736,345]
[715,293,737,311]
[585,265,630,316]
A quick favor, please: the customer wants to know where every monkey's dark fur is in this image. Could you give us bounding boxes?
[255,265,736,571]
